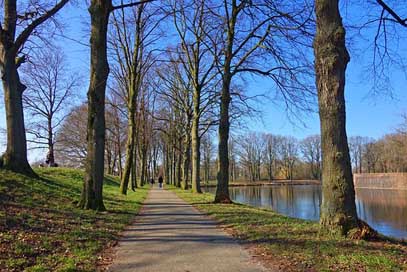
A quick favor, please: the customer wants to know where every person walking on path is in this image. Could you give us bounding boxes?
[158,176,163,188]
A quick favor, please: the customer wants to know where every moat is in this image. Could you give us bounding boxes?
[205,185,407,239]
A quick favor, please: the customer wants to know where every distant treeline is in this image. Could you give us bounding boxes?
[44,103,406,182]
[348,133,407,174]
[201,127,407,182]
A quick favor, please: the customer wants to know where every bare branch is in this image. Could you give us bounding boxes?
[15,0,70,50]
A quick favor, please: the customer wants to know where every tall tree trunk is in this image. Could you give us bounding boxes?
[215,3,237,202]
[131,135,138,190]
[139,146,148,187]
[0,52,34,175]
[120,110,135,194]
[165,143,170,184]
[119,4,143,193]
[203,153,209,184]
[47,117,56,166]
[314,0,358,235]
[140,148,145,187]
[181,133,191,190]
[176,146,182,187]
[215,76,232,203]
[106,142,112,174]
[111,150,117,175]
[79,0,110,211]
[205,157,210,184]
[172,145,176,185]
[191,85,202,193]
[117,137,123,178]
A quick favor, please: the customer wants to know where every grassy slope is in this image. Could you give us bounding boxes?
[169,187,407,272]
[0,168,149,272]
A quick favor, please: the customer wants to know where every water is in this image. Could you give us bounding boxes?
[205,185,407,239]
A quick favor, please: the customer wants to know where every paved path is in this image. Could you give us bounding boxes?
[107,187,267,272]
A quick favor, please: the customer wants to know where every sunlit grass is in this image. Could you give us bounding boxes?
[169,186,407,271]
[0,168,149,271]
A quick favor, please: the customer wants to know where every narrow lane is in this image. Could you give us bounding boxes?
[107,187,267,272]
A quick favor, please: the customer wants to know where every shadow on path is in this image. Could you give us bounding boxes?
[107,187,268,272]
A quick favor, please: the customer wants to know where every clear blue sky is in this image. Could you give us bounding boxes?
[0,2,406,162]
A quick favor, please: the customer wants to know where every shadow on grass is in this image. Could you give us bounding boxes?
[104,175,120,187]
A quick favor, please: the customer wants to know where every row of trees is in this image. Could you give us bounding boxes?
[349,130,407,174]
[226,125,407,182]
[1,0,405,237]
[53,109,407,184]
[232,133,321,181]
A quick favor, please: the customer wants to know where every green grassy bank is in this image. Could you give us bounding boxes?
[169,187,407,272]
[0,168,149,271]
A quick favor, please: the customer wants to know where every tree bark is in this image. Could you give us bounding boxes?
[131,132,138,190]
[164,143,170,184]
[314,0,358,235]
[181,132,191,190]
[118,4,143,194]
[79,0,110,211]
[139,140,149,187]
[172,145,177,185]
[120,109,135,194]
[0,57,33,175]
[176,145,182,187]
[214,0,238,203]
[215,76,232,203]
[47,116,56,166]
[191,116,201,192]
[117,133,123,177]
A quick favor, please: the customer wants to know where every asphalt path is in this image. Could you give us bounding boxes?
[107,186,267,272]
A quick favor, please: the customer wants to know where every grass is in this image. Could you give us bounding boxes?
[0,168,149,271]
[169,186,407,272]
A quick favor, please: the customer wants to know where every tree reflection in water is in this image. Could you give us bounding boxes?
[205,185,407,239]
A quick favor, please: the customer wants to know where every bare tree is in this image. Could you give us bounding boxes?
[363,140,380,173]
[300,135,321,180]
[0,0,70,175]
[348,136,370,173]
[109,2,160,194]
[170,0,218,193]
[79,0,154,211]
[279,136,298,180]
[263,133,278,181]
[105,95,127,176]
[55,104,88,168]
[22,48,79,166]
[236,132,264,181]
[209,0,315,203]
[156,54,194,189]
[201,132,214,184]
[353,1,407,95]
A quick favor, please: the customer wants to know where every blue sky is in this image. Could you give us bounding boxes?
[248,60,407,139]
[0,2,406,161]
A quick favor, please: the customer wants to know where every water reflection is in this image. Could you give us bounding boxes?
[205,185,407,239]
[355,188,407,239]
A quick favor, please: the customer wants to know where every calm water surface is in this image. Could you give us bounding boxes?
[205,185,407,239]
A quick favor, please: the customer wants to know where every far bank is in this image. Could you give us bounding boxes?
[202,172,407,189]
